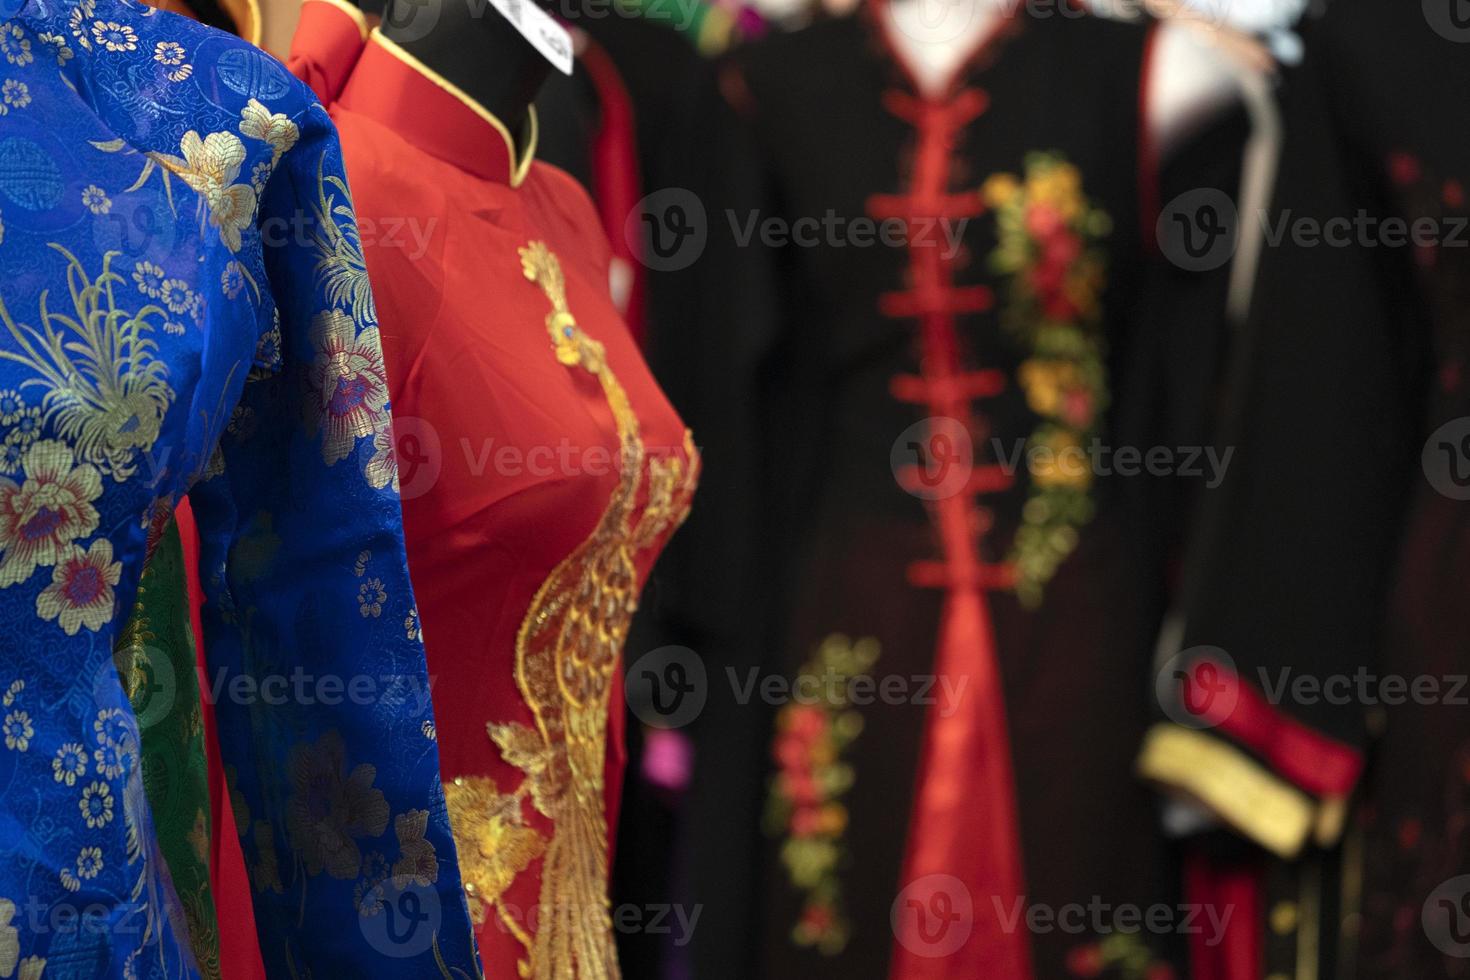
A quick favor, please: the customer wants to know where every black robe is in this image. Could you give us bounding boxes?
[642,6,1223,977]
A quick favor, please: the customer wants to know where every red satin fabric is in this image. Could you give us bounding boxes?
[288,6,696,975]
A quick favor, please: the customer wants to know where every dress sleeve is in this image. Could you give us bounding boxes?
[185,101,482,977]
[1137,16,1420,860]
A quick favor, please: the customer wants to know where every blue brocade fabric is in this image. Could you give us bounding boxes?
[0,0,481,976]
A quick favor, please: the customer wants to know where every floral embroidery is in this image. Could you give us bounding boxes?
[160,278,194,314]
[79,780,115,828]
[1065,933,1176,979]
[389,809,438,887]
[1,23,33,65]
[0,391,20,425]
[0,248,175,479]
[0,440,103,587]
[220,262,244,299]
[151,131,257,252]
[3,708,32,751]
[285,731,389,880]
[443,775,546,929]
[356,577,384,618]
[0,79,29,113]
[239,99,299,165]
[305,309,389,466]
[364,425,398,492]
[17,955,44,980]
[90,20,137,52]
[404,608,420,642]
[983,153,1110,607]
[38,30,71,64]
[81,184,111,215]
[153,40,183,64]
[53,741,87,785]
[132,261,165,297]
[77,846,104,879]
[765,634,880,956]
[36,538,121,635]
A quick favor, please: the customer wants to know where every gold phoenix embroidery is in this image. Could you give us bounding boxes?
[457,242,695,980]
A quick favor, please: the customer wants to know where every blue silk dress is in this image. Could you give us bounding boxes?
[0,0,480,975]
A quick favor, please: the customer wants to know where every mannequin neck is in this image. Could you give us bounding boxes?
[883,0,1003,96]
[381,0,549,139]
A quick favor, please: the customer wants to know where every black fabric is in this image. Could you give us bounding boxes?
[1179,1,1470,976]
[642,9,1211,978]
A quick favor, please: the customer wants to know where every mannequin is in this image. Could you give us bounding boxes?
[381,0,558,147]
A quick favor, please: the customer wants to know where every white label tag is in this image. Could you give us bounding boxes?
[486,0,575,75]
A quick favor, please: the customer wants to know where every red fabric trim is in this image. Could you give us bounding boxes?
[879,285,994,319]
[1137,20,1162,253]
[1178,656,1364,797]
[889,370,1006,405]
[1185,848,1262,980]
[866,75,1033,980]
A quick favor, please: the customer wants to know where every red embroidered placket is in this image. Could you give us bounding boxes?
[868,86,1035,980]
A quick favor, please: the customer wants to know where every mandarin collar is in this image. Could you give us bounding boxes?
[338,29,538,187]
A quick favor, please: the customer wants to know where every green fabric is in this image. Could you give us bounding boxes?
[115,516,222,980]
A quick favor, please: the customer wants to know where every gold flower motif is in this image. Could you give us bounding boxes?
[2,709,31,751]
[443,775,546,916]
[356,577,385,618]
[155,131,258,251]
[285,731,390,880]
[0,440,103,588]
[76,846,103,879]
[220,262,244,299]
[36,539,121,635]
[1,23,33,66]
[390,809,439,887]
[81,185,110,215]
[159,278,194,315]
[364,426,398,493]
[153,40,184,65]
[90,20,137,52]
[52,741,87,785]
[0,390,22,426]
[18,955,44,980]
[79,780,115,828]
[306,310,389,466]
[131,261,164,297]
[2,79,29,109]
[239,99,299,164]
[39,30,71,64]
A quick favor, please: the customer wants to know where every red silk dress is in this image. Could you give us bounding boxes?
[289,6,700,977]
